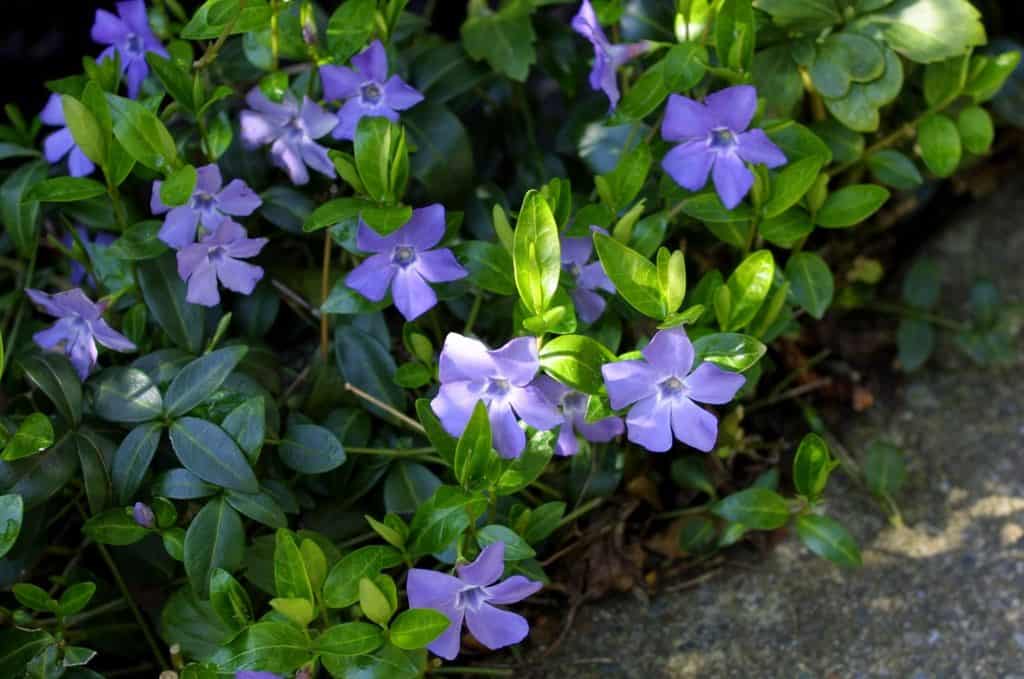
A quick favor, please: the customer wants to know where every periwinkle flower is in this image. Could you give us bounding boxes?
[150,164,262,249]
[431,334,561,459]
[25,288,136,381]
[240,89,337,186]
[132,502,155,528]
[345,204,468,321]
[40,94,96,178]
[601,327,745,453]
[91,0,167,99]
[572,0,650,110]
[534,375,624,457]
[661,85,787,209]
[320,39,424,141]
[407,542,542,660]
[561,229,615,324]
[62,227,115,288]
[176,220,268,307]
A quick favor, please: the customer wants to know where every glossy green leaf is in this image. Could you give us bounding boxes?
[792,433,837,500]
[138,254,205,353]
[692,333,766,372]
[323,545,403,608]
[185,498,246,598]
[786,252,834,319]
[864,440,906,496]
[795,514,861,567]
[83,508,149,546]
[0,494,24,558]
[90,367,163,423]
[594,232,665,319]
[209,568,253,635]
[917,113,961,177]
[814,184,890,228]
[513,190,561,317]
[389,609,450,651]
[315,622,385,658]
[723,250,775,331]
[278,423,346,475]
[19,353,82,425]
[169,418,258,493]
[712,487,790,530]
[454,401,493,489]
[1,414,53,462]
[164,347,247,418]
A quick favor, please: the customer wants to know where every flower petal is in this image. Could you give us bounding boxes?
[245,87,296,119]
[239,110,278,147]
[571,0,609,50]
[175,244,208,280]
[391,268,437,321]
[150,180,169,215]
[407,569,465,609]
[300,97,338,140]
[438,333,497,383]
[345,254,395,302]
[184,258,220,307]
[383,75,424,111]
[485,575,543,605]
[641,327,694,377]
[489,337,540,386]
[489,401,526,459]
[298,139,335,179]
[509,385,561,431]
[66,330,98,381]
[225,235,268,260]
[415,248,467,283]
[457,542,505,586]
[576,415,625,443]
[711,153,754,210]
[571,287,606,325]
[554,424,579,457]
[43,128,74,164]
[601,360,659,410]
[431,379,484,438]
[124,58,149,99]
[736,128,787,169]
[270,139,309,185]
[25,289,65,317]
[625,394,673,453]
[40,94,65,126]
[319,65,362,102]
[158,206,200,249]
[331,98,366,141]
[705,85,757,133]
[355,220,400,254]
[50,289,102,320]
[662,140,714,192]
[216,258,264,296]
[352,40,388,82]
[465,604,530,651]
[91,8,128,45]
[399,204,446,250]
[91,319,136,352]
[33,320,73,349]
[561,235,592,267]
[194,163,222,194]
[116,0,150,36]
[685,362,745,404]
[67,147,96,178]
[671,398,718,452]
[578,261,614,293]
[663,94,714,141]
[216,179,261,215]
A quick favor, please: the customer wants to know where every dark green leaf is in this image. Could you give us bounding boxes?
[90,367,163,423]
[325,0,376,62]
[917,113,961,177]
[814,184,890,228]
[83,508,149,546]
[795,514,861,567]
[867,150,923,190]
[785,252,834,319]
[185,498,246,598]
[278,423,346,474]
[712,487,790,530]
[138,254,205,353]
[0,494,23,558]
[315,622,385,658]
[164,347,248,417]
[864,441,906,496]
[792,433,836,499]
[1,414,53,462]
[323,545,403,608]
[461,0,536,81]
[24,177,106,203]
[19,353,82,424]
[209,568,253,635]
[169,417,258,493]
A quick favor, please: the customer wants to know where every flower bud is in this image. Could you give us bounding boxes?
[132,502,156,529]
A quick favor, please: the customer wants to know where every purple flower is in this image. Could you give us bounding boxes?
[62,227,116,288]
[91,0,167,99]
[345,204,468,321]
[661,85,787,209]
[132,502,155,528]
[320,40,424,141]
[40,94,96,178]
[176,220,268,307]
[431,334,561,459]
[150,164,262,249]
[25,288,136,381]
[407,542,542,660]
[571,0,649,110]
[562,229,615,324]
[601,327,745,453]
[240,89,337,186]
[534,375,624,457]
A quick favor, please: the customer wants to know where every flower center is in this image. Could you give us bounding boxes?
[209,245,227,263]
[361,83,383,105]
[392,245,416,267]
[125,33,145,57]
[658,376,686,399]
[284,116,305,141]
[485,377,511,400]
[709,127,737,150]
[566,262,582,280]
[456,586,488,611]
[191,192,217,212]
[561,392,588,414]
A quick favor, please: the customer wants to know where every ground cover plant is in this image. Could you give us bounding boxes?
[0,0,1019,677]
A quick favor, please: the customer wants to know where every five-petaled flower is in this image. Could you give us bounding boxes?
[240,89,337,186]
[63,227,115,288]
[602,327,745,453]
[151,164,262,249]
[91,0,168,99]
[534,375,623,457]
[40,94,95,177]
[132,502,155,528]
[320,39,424,141]
[661,85,787,209]
[25,288,136,381]
[407,542,542,660]
[571,0,649,110]
[431,334,561,459]
[345,204,468,321]
[176,220,268,307]
[561,228,616,324]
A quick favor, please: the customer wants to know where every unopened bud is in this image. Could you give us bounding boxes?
[132,502,155,529]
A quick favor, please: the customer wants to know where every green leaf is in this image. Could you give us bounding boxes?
[90,367,163,423]
[385,462,442,515]
[723,250,775,331]
[325,0,376,62]
[680,193,753,224]
[1,414,53,462]
[716,0,756,71]
[147,53,195,111]
[760,207,814,248]
[138,254,205,353]
[305,197,412,234]
[82,508,149,546]
[278,423,346,475]
[354,117,409,204]
[315,622,385,658]
[461,0,536,81]
[60,96,105,165]
[108,220,169,261]
[403,104,474,203]
[917,113,961,177]
[478,524,535,560]
[408,486,481,558]
[795,514,861,567]
[57,583,96,617]
[161,164,198,208]
[111,421,162,505]
[957,105,994,155]
[692,333,766,372]
[495,429,554,496]
[595,143,651,212]
[861,0,985,63]
[209,568,253,635]
[0,494,23,558]
[923,55,969,108]
[415,399,457,464]
[19,353,82,425]
[753,0,840,31]
[169,417,258,493]
[785,252,834,319]
[453,241,515,295]
[222,398,266,463]
[181,0,273,40]
[513,190,561,317]
[13,584,56,612]
[814,184,890,228]
[671,457,716,497]
[677,515,718,554]
[274,529,314,604]
[389,609,451,650]
[594,232,665,319]
[867,150,923,190]
[792,433,837,500]
[225,488,287,528]
[901,257,941,308]
[454,401,493,489]
[164,347,247,418]
[106,94,179,172]
[657,247,686,315]
[539,334,615,395]
[152,468,218,500]
[964,50,1022,102]
[24,177,106,203]
[712,488,790,530]
[764,156,823,218]
[822,46,904,132]
[334,320,404,415]
[0,434,77,510]
[0,629,54,675]
[323,546,403,608]
[864,440,906,496]
[1,160,48,258]
[185,498,245,598]
[213,620,311,673]
[897,318,935,371]
[74,428,114,515]
[359,577,394,626]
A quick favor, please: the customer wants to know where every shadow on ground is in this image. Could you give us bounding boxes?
[523,180,1024,678]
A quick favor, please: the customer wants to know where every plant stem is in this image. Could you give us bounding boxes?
[343,382,426,434]
[75,500,168,670]
[653,502,712,520]
[1,241,38,376]
[865,301,967,331]
[463,293,483,335]
[194,0,247,70]
[270,0,281,72]
[320,231,332,361]
[557,496,605,528]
